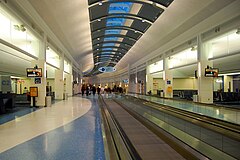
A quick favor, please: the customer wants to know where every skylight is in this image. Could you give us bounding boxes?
[109,2,133,14]
[88,0,174,76]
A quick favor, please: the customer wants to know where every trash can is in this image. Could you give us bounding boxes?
[193,95,198,102]
[45,96,51,107]
[160,92,164,97]
[63,93,68,100]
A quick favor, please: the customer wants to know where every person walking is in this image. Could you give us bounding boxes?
[92,85,96,96]
[97,85,101,95]
[81,84,85,96]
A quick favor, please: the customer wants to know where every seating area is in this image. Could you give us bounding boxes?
[214,91,240,106]
[0,93,31,114]
[173,90,198,100]
[14,94,31,107]
[0,92,15,114]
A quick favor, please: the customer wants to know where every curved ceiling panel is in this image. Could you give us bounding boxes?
[85,0,174,76]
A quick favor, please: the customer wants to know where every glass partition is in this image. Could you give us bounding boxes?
[64,60,71,73]
[169,47,197,69]
[46,47,60,68]
[149,60,163,74]
[0,8,40,57]
[208,29,240,59]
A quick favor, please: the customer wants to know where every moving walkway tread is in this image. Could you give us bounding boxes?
[115,95,240,159]
[103,99,203,160]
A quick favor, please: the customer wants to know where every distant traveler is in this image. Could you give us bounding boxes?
[81,85,85,96]
[86,85,90,96]
[92,85,96,96]
[23,87,28,94]
[97,86,101,95]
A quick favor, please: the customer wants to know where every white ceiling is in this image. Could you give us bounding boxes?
[1,0,239,78]
[27,0,93,72]
[23,0,236,73]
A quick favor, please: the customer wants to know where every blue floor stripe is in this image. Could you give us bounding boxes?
[0,96,105,160]
[0,107,38,125]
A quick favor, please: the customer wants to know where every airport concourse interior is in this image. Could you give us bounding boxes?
[0,0,240,160]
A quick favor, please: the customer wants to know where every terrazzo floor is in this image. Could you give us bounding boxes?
[0,95,105,160]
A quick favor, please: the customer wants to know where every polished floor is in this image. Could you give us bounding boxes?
[0,95,105,160]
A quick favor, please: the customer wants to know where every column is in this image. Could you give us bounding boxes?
[55,54,64,100]
[197,35,213,103]
[163,55,173,98]
[224,75,233,92]
[65,71,73,97]
[136,67,139,93]
[146,62,153,94]
[30,34,47,107]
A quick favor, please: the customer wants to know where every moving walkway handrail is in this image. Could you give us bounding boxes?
[129,92,240,111]
[115,95,240,159]
[126,95,240,141]
[113,98,206,160]
[98,95,141,160]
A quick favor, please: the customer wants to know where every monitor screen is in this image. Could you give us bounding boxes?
[26,68,42,77]
[205,68,218,77]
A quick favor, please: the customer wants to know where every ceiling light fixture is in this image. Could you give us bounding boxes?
[142,19,146,23]
[97,38,100,40]
[236,28,240,34]
[97,19,101,22]
[13,24,26,32]
[98,2,103,6]
[191,46,197,51]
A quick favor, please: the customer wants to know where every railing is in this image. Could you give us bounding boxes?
[118,95,240,160]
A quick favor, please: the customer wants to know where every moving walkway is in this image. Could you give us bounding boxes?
[99,94,240,160]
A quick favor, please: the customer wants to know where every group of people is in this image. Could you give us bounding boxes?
[81,84,124,96]
[81,84,101,96]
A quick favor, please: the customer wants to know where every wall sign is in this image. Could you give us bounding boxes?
[30,87,38,97]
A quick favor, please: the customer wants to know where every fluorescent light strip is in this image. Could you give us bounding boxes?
[218,72,240,76]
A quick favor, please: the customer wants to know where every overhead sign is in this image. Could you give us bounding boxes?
[122,79,129,83]
[0,76,11,93]
[98,67,116,73]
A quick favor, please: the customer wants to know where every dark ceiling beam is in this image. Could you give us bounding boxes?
[93,41,134,47]
[92,34,138,42]
[93,50,127,56]
[90,13,153,24]
[92,26,144,35]
[89,0,169,9]
[93,45,131,51]
[93,47,128,54]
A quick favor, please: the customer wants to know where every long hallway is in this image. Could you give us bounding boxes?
[0,96,105,160]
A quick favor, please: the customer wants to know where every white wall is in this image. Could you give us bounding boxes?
[224,75,233,92]
[173,78,197,90]
[152,78,164,94]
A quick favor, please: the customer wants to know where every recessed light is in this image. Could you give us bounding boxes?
[236,28,240,34]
